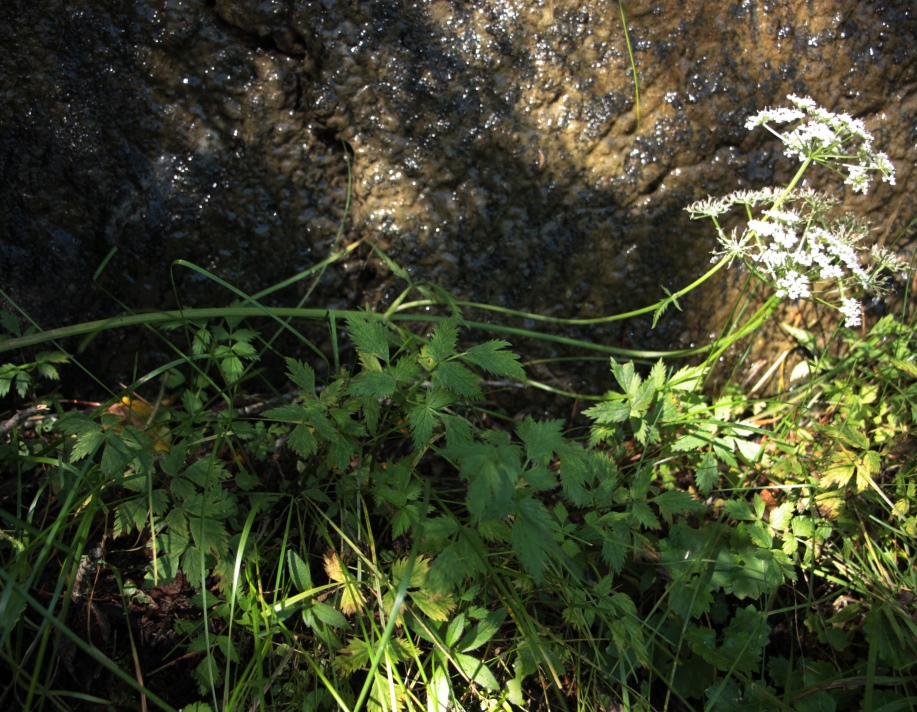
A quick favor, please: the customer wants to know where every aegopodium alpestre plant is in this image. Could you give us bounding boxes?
[688,94,907,328]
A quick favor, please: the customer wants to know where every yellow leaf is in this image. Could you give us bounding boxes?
[324,551,345,583]
[324,552,365,616]
[106,395,171,453]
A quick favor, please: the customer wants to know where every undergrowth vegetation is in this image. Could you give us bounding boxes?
[1,99,916,712]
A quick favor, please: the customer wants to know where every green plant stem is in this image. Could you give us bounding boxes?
[0,306,718,361]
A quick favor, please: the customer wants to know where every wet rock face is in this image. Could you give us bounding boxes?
[1,0,915,357]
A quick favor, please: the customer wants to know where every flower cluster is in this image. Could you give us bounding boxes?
[745,94,896,193]
[687,96,907,329]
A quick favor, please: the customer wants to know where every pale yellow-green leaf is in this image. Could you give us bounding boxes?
[410,589,456,623]
[854,450,881,494]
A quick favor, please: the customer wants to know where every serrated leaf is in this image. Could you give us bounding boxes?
[820,459,855,489]
[522,464,558,491]
[407,403,436,449]
[231,341,257,358]
[724,498,756,521]
[461,340,526,381]
[285,357,316,393]
[427,317,459,364]
[511,498,554,582]
[288,423,318,458]
[261,404,308,423]
[441,413,473,448]
[183,488,236,522]
[324,552,364,615]
[855,449,882,494]
[649,359,667,389]
[427,545,464,594]
[653,490,703,520]
[583,399,631,424]
[182,458,229,487]
[517,416,567,466]
[890,357,917,379]
[433,361,482,399]
[346,370,396,399]
[671,431,711,452]
[219,355,244,385]
[37,363,60,380]
[346,314,389,362]
[187,516,229,557]
[610,359,639,395]
[57,414,105,461]
[410,588,456,622]
[695,451,719,493]
[454,442,521,523]
[825,424,869,450]
[629,501,660,530]
[392,355,420,385]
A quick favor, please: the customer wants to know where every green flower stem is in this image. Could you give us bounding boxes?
[701,294,782,370]
[771,156,813,214]
[395,256,731,327]
[0,306,719,361]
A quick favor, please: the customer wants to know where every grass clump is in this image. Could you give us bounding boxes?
[1,97,916,712]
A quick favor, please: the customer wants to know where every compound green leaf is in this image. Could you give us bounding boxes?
[345,314,389,362]
[461,340,526,381]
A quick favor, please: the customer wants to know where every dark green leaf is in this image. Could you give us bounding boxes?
[187,516,229,557]
[455,442,521,523]
[522,464,558,491]
[462,341,526,381]
[183,458,229,486]
[427,317,459,364]
[288,423,318,458]
[346,370,396,399]
[629,501,660,530]
[441,413,474,449]
[346,314,389,362]
[517,417,566,466]
[261,405,309,423]
[407,403,436,449]
[433,361,482,399]
[452,653,498,690]
[653,490,703,519]
[311,601,349,628]
[695,451,719,493]
[288,550,313,593]
[511,498,554,582]
[285,358,316,393]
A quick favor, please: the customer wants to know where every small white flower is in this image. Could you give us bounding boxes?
[763,208,801,225]
[753,244,789,273]
[787,94,817,111]
[783,122,841,160]
[687,196,732,218]
[874,152,896,185]
[839,298,862,327]
[772,225,798,248]
[775,271,810,300]
[844,164,871,193]
[745,106,805,130]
